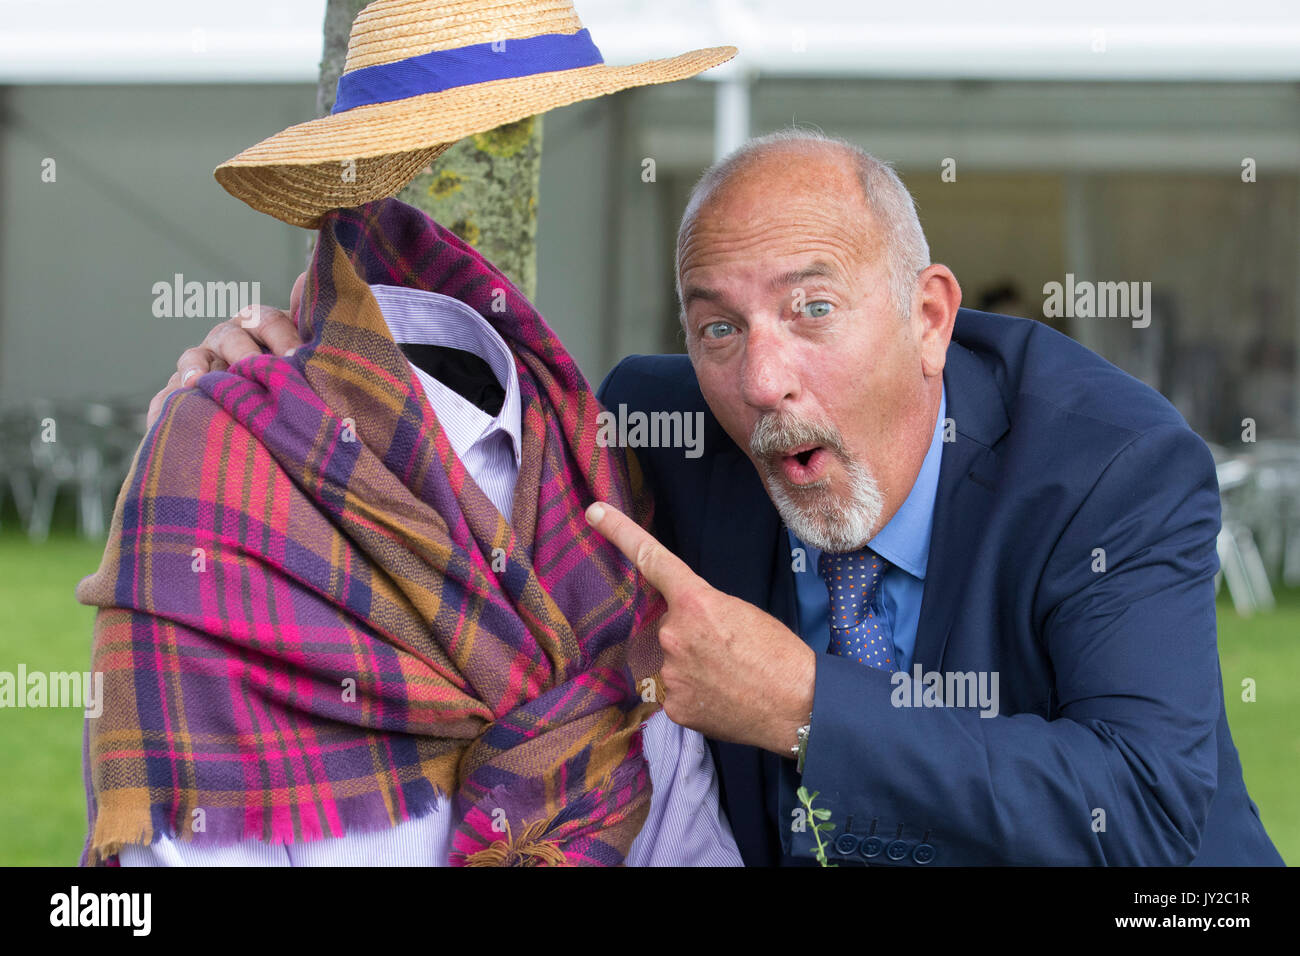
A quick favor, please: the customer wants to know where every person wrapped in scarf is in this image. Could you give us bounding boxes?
[77,198,734,866]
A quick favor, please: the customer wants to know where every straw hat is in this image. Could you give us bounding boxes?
[214,0,738,228]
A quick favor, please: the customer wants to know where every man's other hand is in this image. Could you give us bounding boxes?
[146,271,309,428]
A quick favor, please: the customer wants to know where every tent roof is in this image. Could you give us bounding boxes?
[3,0,1299,84]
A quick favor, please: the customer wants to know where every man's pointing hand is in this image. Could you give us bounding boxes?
[585,500,816,757]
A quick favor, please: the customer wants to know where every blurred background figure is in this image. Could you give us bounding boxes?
[975,281,1031,319]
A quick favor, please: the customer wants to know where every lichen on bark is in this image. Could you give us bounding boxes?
[318,0,542,297]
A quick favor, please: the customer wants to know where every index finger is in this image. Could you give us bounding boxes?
[584,501,700,601]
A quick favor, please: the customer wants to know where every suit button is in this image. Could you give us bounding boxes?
[859,836,884,858]
[912,843,936,864]
[886,840,910,861]
[833,834,860,855]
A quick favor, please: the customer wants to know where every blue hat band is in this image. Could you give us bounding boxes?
[332,28,605,114]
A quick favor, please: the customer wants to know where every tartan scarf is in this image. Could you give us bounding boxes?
[76,197,666,866]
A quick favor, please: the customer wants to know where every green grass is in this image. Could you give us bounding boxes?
[0,528,106,866]
[1216,587,1300,865]
[0,525,1296,866]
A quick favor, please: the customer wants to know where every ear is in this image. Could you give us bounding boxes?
[914,264,961,378]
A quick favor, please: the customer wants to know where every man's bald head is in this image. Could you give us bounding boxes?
[675,129,930,321]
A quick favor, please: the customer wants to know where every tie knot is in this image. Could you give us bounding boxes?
[817,548,889,630]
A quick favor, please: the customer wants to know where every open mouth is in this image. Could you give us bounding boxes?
[779,443,829,485]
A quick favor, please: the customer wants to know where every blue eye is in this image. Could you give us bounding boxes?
[802,301,833,318]
[702,321,737,339]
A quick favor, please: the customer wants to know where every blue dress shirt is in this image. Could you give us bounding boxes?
[787,385,947,673]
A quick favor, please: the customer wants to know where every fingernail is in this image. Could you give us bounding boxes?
[285,347,296,357]
[585,503,605,525]
[181,368,198,385]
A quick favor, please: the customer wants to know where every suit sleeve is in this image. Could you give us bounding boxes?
[796,424,1223,865]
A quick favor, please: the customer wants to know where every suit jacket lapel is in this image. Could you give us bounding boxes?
[698,439,790,865]
[699,442,783,607]
[911,340,1009,672]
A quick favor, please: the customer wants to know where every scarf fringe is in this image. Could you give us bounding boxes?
[84,778,456,866]
[462,818,569,867]
[87,814,153,867]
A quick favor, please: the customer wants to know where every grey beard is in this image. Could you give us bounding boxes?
[750,412,884,553]
[762,455,884,553]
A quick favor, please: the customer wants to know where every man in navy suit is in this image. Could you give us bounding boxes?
[583,128,1283,865]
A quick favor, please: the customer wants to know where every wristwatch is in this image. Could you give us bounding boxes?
[791,713,813,774]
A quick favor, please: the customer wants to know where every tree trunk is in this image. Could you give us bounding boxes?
[317,0,542,298]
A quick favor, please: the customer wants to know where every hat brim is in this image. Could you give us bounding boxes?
[214,45,738,228]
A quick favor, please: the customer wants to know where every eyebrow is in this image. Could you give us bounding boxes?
[768,260,840,291]
[681,260,841,310]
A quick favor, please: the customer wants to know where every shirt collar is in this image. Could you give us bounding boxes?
[367,283,523,467]
[867,383,946,580]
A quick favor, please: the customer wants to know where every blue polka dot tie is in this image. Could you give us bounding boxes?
[817,549,897,671]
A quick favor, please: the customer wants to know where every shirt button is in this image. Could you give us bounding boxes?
[912,843,936,864]
[886,839,910,861]
[859,836,884,859]
[833,834,860,856]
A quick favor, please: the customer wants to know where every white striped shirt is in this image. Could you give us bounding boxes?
[375,284,522,522]
[119,283,742,867]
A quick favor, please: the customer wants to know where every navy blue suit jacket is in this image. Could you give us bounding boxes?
[597,309,1283,866]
